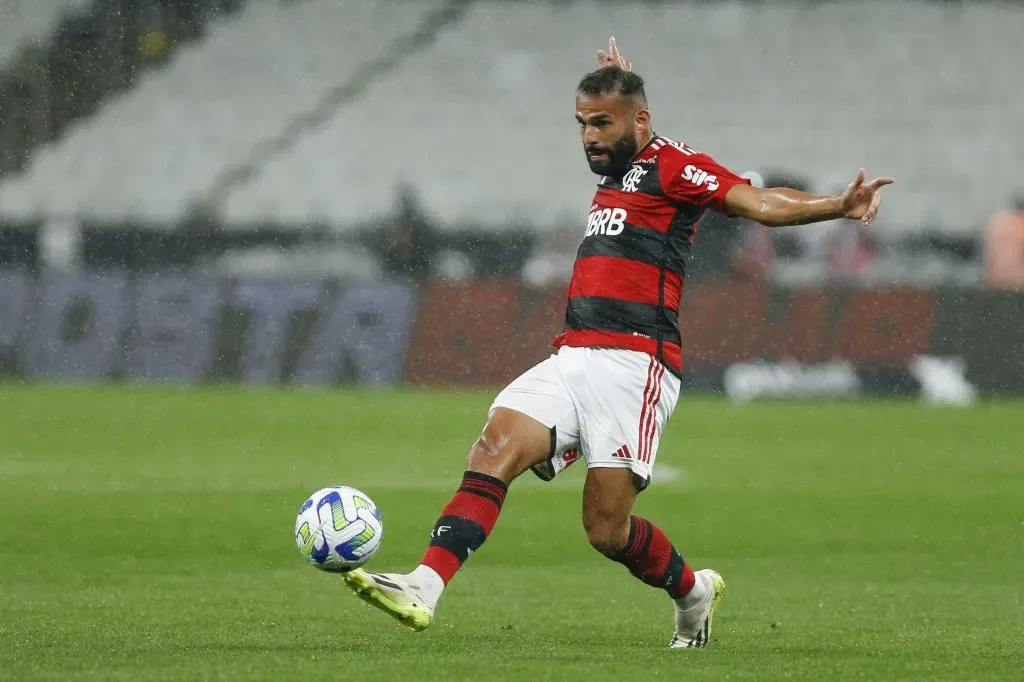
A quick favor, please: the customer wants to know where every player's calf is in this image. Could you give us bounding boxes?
[419,470,508,588]
[345,409,551,628]
[583,501,632,555]
[583,468,702,603]
[411,408,552,602]
[602,515,697,600]
[595,512,724,648]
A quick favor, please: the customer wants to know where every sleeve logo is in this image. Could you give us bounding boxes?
[682,164,719,191]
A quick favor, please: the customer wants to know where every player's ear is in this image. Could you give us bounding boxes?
[634,106,650,128]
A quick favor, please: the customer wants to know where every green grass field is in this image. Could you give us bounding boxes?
[0,385,1021,681]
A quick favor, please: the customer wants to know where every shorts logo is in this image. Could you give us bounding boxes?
[611,445,633,460]
[562,448,580,464]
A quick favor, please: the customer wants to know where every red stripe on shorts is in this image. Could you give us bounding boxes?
[637,359,657,465]
[641,363,665,464]
[651,364,666,463]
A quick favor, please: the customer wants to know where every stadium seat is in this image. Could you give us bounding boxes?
[0,1,1020,237]
[0,0,446,223]
[222,1,1024,235]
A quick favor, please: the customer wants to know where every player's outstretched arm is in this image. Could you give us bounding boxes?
[723,170,894,228]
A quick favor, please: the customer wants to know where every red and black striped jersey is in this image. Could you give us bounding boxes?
[552,134,751,377]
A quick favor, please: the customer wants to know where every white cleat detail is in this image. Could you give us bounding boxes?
[669,569,725,649]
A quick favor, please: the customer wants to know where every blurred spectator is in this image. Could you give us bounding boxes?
[690,170,786,283]
[727,171,775,283]
[688,203,739,282]
[522,226,578,289]
[793,173,876,281]
[984,193,1024,291]
[137,3,170,65]
[363,185,438,282]
[432,249,476,281]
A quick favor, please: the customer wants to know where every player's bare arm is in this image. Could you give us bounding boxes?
[594,38,893,229]
[723,170,894,228]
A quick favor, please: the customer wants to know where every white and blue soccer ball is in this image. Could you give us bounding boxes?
[295,486,383,572]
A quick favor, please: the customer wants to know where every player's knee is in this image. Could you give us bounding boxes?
[583,513,630,555]
[466,410,549,484]
[467,430,510,468]
[466,427,527,484]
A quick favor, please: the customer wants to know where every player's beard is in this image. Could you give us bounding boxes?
[585,130,640,177]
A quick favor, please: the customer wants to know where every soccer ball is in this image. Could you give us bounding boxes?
[295,486,383,572]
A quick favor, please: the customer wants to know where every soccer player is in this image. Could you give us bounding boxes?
[341,38,893,648]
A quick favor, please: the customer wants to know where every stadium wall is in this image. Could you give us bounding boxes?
[0,270,1020,398]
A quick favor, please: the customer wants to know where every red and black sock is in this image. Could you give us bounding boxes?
[420,471,508,584]
[604,516,696,599]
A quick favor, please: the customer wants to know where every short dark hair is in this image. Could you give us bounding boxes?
[576,66,647,105]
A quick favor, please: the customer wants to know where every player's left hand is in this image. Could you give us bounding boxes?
[597,36,631,71]
[840,169,894,226]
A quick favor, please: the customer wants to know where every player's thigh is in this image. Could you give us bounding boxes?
[567,348,681,491]
[476,355,580,483]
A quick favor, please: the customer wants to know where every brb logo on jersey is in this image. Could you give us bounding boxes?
[586,207,627,236]
[682,164,719,191]
[621,165,648,192]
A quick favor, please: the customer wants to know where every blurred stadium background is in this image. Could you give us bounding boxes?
[2,3,1024,680]
[0,0,1022,397]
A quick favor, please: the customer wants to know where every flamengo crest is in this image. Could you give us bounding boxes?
[621,165,648,192]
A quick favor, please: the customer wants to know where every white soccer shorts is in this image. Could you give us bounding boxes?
[489,346,681,489]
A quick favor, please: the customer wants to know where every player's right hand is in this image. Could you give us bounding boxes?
[840,169,894,226]
[597,36,631,71]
